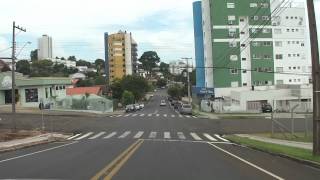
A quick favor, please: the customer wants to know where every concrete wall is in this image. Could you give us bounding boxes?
[0,91,5,105]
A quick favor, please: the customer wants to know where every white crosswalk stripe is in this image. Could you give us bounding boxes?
[203,133,217,141]
[171,115,175,118]
[149,132,157,138]
[133,131,144,139]
[156,114,160,117]
[177,132,186,139]
[148,114,152,117]
[214,134,229,142]
[163,114,167,117]
[179,114,183,118]
[139,114,145,117]
[124,114,130,117]
[89,132,106,139]
[185,115,191,118]
[67,134,81,140]
[103,132,117,139]
[132,114,138,117]
[190,133,202,141]
[192,116,197,118]
[118,131,131,138]
[116,115,123,117]
[164,132,171,139]
[74,132,94,140]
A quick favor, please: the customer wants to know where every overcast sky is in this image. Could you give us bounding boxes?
[0,0,319,63]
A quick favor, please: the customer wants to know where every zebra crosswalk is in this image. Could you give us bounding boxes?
[109,113,198,119]
[67,131,230,143]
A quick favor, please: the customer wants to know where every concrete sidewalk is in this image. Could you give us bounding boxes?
[236,134,312,150]
[0,133,69,152]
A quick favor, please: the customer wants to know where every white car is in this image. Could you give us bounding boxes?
[139,103,145,109]
[160,100,166,106]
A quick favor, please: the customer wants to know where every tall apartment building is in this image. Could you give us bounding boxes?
[197,0,311,97]
[37,35,53,60]
[104,31,138,83]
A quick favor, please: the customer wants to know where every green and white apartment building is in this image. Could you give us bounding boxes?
[196,0,313,112]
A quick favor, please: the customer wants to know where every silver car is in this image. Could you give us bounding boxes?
[180,104,192,115]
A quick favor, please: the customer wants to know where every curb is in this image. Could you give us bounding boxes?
[0,111,124,118]
[227,138,320,169]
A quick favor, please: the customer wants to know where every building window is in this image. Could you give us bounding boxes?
[229,41,237,47]
[243,70,247,73]
[263,41,272,46]
[45,88,48,99]
[253,16,259,21]
[228,15,236,21]
[262,29,271,33]
[250,3,258,8]
[227,2,235,8]
[242,58,246,61]
[275,41,282,47]
[252,42,260,46]
[277,80,284,84]
[230,55,238,61]
[243,83,248,86]
[288,54,291,57]
[25,88,38,103]
[262,16,270,20]
[261,3,269,8]
[228,28,236,37]
[276,67,283,72]
[264,55,272,59]
[275,54,283,59]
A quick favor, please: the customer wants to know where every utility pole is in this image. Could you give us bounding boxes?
[306,0,320,156]
[11,21,26,131]
[182,58,192,104]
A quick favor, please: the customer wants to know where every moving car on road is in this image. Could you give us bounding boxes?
[160,100,166,106]
[180,104,192,115]
[139,103,145,109]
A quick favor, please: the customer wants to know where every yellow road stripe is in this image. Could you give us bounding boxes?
[91,139,144,180]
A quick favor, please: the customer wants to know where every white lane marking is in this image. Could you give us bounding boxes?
[67,133,81,140]
[190,133,202,141]
[88,132,106,140]
[0,141,78,164]
[132,114,138,117]
[134,131,144,139]
[118,131,131,138]
[156,114,160,117]
[104,132,117,139]
[192,116,197,118]
[109,116,114,118]
[74,132,94,140]
[203,133,217,141]
[139,114,145,117]
[214,134,230,142]
[148,114,152,117]
[179,115,183,118]
[163,114,167,117]
[177,132,186,139]
[164,132,171,139]
[265,117,271,119]
[207,143,284,180]
[149,132,157,138]
[171,115,175,118]
[124,114,130,117]
[185,115,191,118]
[116,115,123,117]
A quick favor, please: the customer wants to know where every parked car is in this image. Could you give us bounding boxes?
[160,100,166,106]
[134,104,141,110]
[139,103,145,109]
[125,104,135,112]
[261,103,272,113]
[173,101,182,110]
[171,100,177,106]
[168,96,173,102]
[180,104,192,115]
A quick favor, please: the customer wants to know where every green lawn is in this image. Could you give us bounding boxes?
[226,135,320,164]
[256,132,313,143]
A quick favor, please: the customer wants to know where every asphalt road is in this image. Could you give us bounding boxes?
[0,89,319,179]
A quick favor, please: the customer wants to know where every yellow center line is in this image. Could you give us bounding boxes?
[91,139,144,180]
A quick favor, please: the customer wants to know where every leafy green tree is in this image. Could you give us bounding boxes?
[61,57,65,60]
[0,62,10,72]
[167,85,183,99]
[76,79,94,87]
[76,59,92,67]
[30,60,53,77]
[95,59,105,74]
[138,51,160,76]
[121,75,149,101]
[30,49,38,61]
[156,79,167,87]
[121,90,135,106]
[16,60,31,75]
[95,76,106,85]
[110,79,123,100]
[68,56,77,61]
[190,69,196,86]
[159,62,170,78]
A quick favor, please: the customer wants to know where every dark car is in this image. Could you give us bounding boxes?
[173,101,182,110]
[261,104,272,113]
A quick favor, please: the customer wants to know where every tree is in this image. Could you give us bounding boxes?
[156,79,167,87]
[121,75,149,101]
[190,69,196,86]
[167,85,183,99]
[110,79,123,100]
[61,57,65,60]
[16,60,31,75]
[95,76,106,85]
[95,59,105,74]
[121,90,135,106]
[159,62,170,78]
[0,62,10,72]
[138,51,160,76]
[76,79,94,87]
[68,56,77,61]
[30,49,38,61]
[30,60,53,77]
[76,59,92,67]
